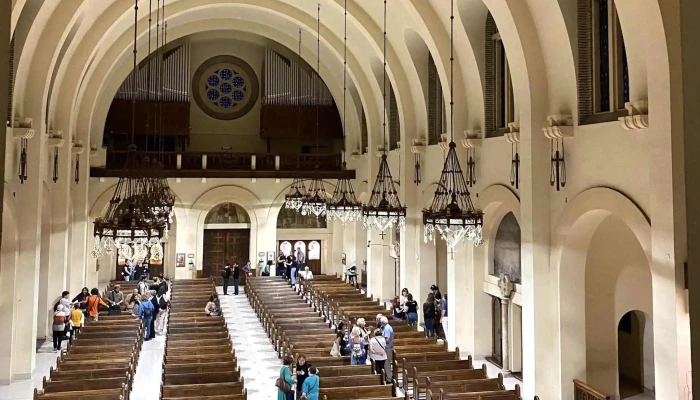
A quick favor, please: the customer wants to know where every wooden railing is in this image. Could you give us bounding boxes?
[574,379,610,400]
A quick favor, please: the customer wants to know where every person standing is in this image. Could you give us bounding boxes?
[138,294,155,341]
[368,328,387,384]
[69,303,84,345]
[295,354,310,399]
[277,253,286,277]
[300,366,319,400]
[243,260,252,276]
[350,326,366,365]
[137,276,149,295]
[287,253,297,285]
[405,294,419,326]
[149,291,160,340]
[122,263,132,281]
[277,356,295,400]
[85,288,107,321]
[423,293,436,337]
[380,316,394,383]
[52,304,69,351]
[232,263,241,296]
[72,287,90,313]
[441,294,448,340]
[222,263,232,295]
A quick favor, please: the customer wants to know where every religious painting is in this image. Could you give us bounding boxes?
[176,253,186,268]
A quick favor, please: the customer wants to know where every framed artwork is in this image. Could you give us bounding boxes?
[176,253,186,268]
[267,251,275,261]
[342,253,347,266]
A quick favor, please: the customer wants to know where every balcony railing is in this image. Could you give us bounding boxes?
[105,151,342,171]
[573,379,610,400]
[94,150,351,179]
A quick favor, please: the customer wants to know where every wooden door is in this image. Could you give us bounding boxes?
[278,239,322,275]
[114,244,165,280]
[203,229,250,278]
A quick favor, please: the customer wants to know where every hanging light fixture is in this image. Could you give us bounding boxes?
[301,4,328,218]
[284,29,308,212]
[328,0,363,224]
[422,0,483,247]
[362,0,406,233]
[92,0,167,259]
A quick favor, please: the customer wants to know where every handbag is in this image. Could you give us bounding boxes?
[275,368,292,392]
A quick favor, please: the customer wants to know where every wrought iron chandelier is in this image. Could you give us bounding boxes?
[284,29,308,212]
[301,4,328,218]
[328,0,363,224]
[92,0,168,259]
[422,0,483,247]
[362,0,406,232]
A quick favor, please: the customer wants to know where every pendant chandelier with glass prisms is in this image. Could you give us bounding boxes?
[284,29,308,212]
[301,4,328,218]
[422,0,483,248]
[327,0,363,224]
[362,0,406,232]
[92,0,170,259]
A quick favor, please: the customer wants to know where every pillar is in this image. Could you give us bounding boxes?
[47,141,74,309]
[682,0,700,397]
[331,219,344,276]
[418,238,436,324]
[12,129,47,378]
[353,220,367,286]
[500,297,511,373]
[0,0,7,236]
[367,229,385,300]
[70,149,89,293]
[447,242,471,354]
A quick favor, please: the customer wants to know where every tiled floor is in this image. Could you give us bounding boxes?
[0,341,59,400]
[130,331,166,400]
[218,287,281,400]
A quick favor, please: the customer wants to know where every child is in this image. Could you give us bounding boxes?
[69,302,84,345]
[205,295,219,316]
[52,305,69,351]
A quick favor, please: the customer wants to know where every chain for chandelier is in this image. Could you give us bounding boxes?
[92,0,167,259]
[301,4,328,218]
[422,0,483,247]
[327,0,363,224]
[284,29,308,212]
[362,0,406,232]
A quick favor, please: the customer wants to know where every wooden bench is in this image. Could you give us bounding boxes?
[425,376,504,400]
[436,385,522,400]
[412,365,489,398]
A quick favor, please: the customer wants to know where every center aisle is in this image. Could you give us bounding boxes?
[219,287,281,400]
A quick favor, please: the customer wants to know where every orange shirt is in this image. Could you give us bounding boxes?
[86,295,107,317]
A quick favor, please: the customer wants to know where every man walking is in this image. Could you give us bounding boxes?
[222,263,232,295]
[232,263,240,295]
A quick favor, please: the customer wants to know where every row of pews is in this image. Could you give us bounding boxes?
[247,276,407,400]
[160,278,248,400]
[35,282,142,400]
[301,276,534,400]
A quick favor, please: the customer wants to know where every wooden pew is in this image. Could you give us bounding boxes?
[425,376,504,400]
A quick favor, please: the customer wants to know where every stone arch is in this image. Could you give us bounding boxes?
[477,184,521,279]
[191,185,264,270]
[553,187,651,399]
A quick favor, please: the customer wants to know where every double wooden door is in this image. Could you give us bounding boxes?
[202,229,250,278]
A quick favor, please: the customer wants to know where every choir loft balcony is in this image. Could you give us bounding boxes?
[90,150,354,179]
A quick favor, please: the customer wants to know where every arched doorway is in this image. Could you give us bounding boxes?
[618,310,654,398]
[488,212,522,374]
[276,207,327,275]
[202,202,251,278]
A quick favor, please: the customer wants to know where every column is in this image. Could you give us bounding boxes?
[331,219,344,276]
[353,220,367,287]
[256,212,276,277]
[0,0,7,235]
[343,219,356,277]
[12,128,47,378]
[47,141,74,304]
[500,297,511,373]
[682,0,700,397]
[418,238,436,324]
[70,149,89,293]
[367,229,385,300]
[447,242,471,355]
[465,237,492,359]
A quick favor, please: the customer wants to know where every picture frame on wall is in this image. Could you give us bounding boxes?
[267,251,275,261]
[176,253,186,268]
[342,253,346,266]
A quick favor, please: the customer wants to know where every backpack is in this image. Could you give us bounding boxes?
[138,282,147,295]
[351,339,363,358]
[142,305,153,318]
[158,296,167,310]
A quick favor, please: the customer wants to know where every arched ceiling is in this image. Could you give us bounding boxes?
[9,0,668,157]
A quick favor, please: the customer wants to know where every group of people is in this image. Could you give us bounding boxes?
[391,285,447,338]
[221,261,252,295]
[121,260,151,281]
[276,248,307,285]
[329,315,394,383]
[277,354,319,400]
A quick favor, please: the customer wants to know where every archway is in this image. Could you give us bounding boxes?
[202,202,251,279]
[276,206,330,276]
[617,310,654,398]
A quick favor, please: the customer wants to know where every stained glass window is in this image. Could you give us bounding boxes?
[204,69,247,111]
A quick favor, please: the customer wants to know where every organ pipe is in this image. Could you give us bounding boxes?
[115,43,190,102]
[262,48,332,106]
